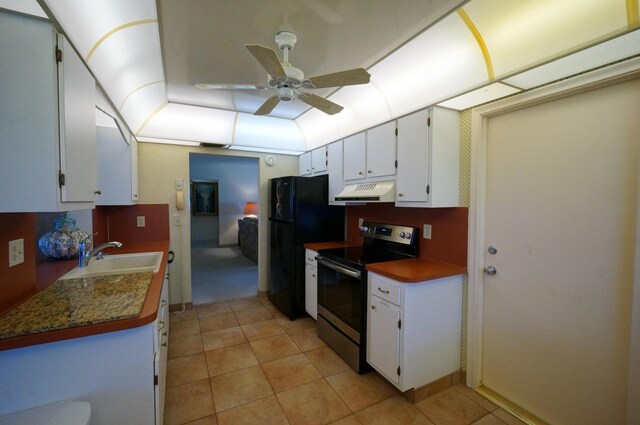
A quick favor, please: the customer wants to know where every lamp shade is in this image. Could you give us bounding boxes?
[242,202,258,216]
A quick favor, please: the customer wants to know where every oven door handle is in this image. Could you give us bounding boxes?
[316,256,362,279]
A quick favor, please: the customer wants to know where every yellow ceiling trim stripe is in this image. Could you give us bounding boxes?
[135,102,168,135]
[86,18,158,62]
[457,8,495,81]
[627,0,640,28]
[119,80,165,110]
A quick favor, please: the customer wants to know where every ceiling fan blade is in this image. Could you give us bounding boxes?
[254,96,281,115]
[246,44,286,78]
[307,68,370,89]
[195,83,268,90]
[300,93,343,115]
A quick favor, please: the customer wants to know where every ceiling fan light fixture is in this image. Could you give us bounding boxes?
[278,87,294,101]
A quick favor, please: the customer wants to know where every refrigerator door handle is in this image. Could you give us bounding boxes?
[316,256,361,279]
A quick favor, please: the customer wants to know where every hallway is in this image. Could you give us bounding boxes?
[191,240,258,305]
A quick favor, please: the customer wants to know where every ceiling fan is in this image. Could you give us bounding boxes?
[195,31,371,116]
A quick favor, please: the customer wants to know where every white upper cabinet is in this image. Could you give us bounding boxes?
[327,140,346,205]
[344,122,396,182]
[310,145,327,174]
[396,107,460,207]
[96,123,139,206]
[0,11,96,212]
[299,146,328,176]
[299,151,312,176]
[365,121,397,178]
[343,132,367,180]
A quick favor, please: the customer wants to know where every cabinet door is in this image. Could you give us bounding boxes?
[58,35,97,203]
[299,152,312,176]
[327,141,346,205]
[368,295,401,385]
[305,264,317,319]
[311,146,327,174]
[396,110,429,202]
[366,121,396,178]
[343,132,366,180]
[96,125,134,205]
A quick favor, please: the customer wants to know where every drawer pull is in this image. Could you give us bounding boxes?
[161,342,167,347]
[377,287,390,294]
[161,300,167,307]
[162,331,167,336]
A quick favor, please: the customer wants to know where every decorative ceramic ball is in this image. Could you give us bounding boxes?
[38,212,90,259]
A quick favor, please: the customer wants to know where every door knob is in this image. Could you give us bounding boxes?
[485,266,497,276]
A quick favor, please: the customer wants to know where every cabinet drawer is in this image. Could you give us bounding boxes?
[370,273,401,305]
[305,249,318,267]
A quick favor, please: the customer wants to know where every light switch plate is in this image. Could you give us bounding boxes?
[9,238,24,267]
[173,214,181,226]
[136,216,146,227]
[423,224,432,239]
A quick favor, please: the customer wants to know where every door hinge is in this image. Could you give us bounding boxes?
[426,185,430,195]
[427,117,431,127]
[397,366,401,376]
[394,128,398,136]
[154,375,158,386]
[398,318,402,329]
[58,171,66,187]
[394,160,398,169]
[55,48,62,62]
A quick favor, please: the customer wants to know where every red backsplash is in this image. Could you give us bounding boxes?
[345,204,468,266]
[0,214,37,313]
[93,204,170,246]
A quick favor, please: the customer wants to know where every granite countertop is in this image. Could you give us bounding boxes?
[0,240,169,351]
[0,272,153,340]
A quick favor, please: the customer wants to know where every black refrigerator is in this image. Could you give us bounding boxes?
[269,175,344,320]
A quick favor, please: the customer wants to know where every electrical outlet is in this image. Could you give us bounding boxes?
[423,224,432,239]
[136,216,146,227]
[9,238,24,267]
[173,214,181,226]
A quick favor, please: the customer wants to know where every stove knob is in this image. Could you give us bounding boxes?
[405,233,412,239]
[399,232,405,238]
[360,226,369,233]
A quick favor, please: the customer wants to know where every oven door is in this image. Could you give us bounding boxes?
[316,256,363,343]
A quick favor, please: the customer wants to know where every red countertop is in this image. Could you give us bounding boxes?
[366,258,467,283]
[0,241,169,351]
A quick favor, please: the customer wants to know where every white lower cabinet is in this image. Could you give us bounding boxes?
[367,271,463,392]
[0,275,170,425]
[305,249,318,319]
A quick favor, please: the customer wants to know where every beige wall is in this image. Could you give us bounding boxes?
[137,142,298,304]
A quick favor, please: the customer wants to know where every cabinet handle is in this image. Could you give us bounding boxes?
[371,305,376,310]
[398,193,404,197]
[159,321,165,329]
[377,287,390,294]
[358,171,363,175]
[312,274,316,278]
[162,331,167,336]
[94,190,102,195]
[161,342,167,347]
[161,300,167,307]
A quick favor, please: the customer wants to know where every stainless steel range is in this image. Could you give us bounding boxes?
[315,222,418,373]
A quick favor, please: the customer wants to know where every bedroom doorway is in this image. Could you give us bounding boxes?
[189,153,259,304]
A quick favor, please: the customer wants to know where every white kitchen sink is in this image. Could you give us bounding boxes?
[60,252,164,279]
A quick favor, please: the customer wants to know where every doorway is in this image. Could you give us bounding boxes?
[468,65,640,424]
[189,153,260,304]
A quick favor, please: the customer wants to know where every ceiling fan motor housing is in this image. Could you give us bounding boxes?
[278,87,294,101]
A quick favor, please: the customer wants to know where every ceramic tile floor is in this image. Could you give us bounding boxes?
[165,293,527,425]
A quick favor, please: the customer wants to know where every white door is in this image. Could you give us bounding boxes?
[479,77,640,424]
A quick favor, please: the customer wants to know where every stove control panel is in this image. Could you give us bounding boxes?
[360,222,417,245]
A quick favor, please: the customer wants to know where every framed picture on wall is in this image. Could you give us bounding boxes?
[191,181,218,216]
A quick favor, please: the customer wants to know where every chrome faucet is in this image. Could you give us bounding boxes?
[78,235,123,267]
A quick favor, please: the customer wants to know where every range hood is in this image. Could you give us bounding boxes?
[334,180,395,203]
